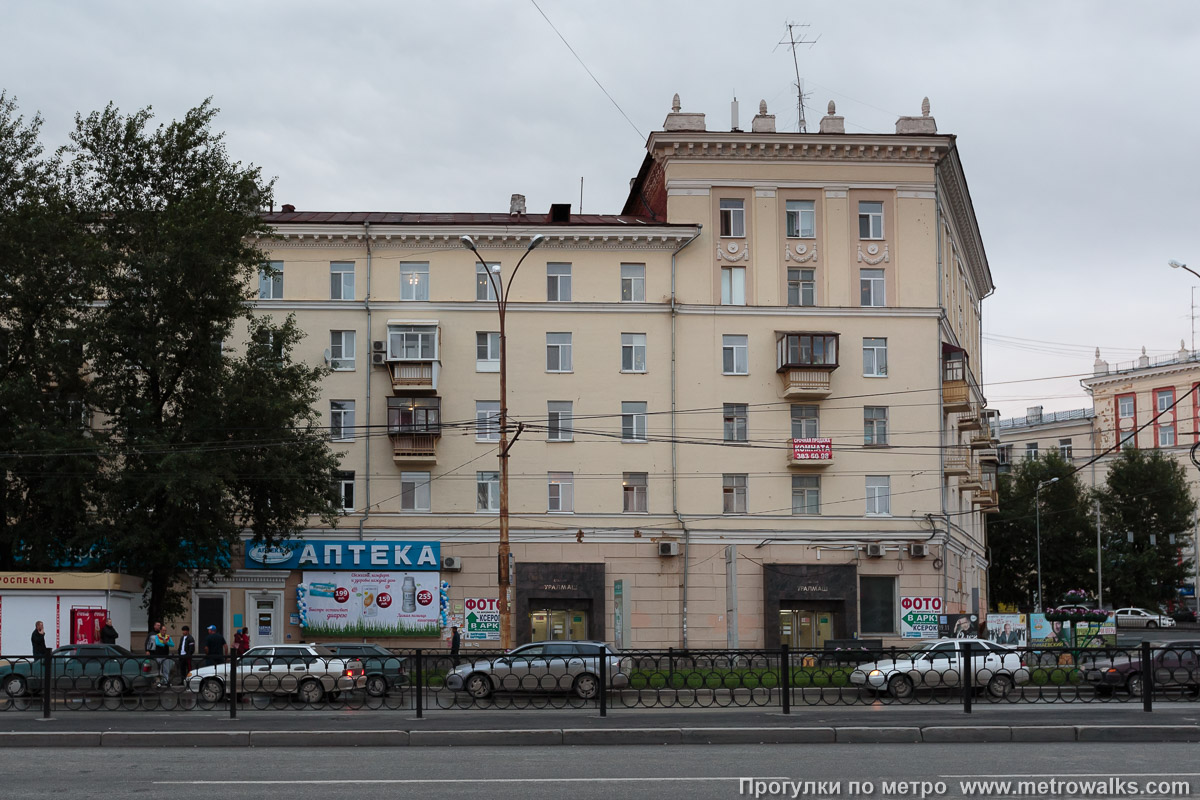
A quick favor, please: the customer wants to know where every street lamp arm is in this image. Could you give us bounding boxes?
[1170,260,1200,281]
[502,235,545,307]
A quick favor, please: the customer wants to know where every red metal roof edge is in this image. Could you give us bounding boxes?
[260,211,688,226]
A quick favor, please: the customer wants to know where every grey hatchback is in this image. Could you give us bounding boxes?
[445,641,628,699]
[315,643,408,697]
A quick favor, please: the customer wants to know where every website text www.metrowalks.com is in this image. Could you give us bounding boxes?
[739,777,1192,799]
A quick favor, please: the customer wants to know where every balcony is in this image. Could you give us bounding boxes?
[779,368,833,398]
[956,410,982,431]
[788,438,834,467]
[977,447,999,464]
[389,432,439,463]
[972,488,999,508]
[944,446,971,476]
[387,396,440,462]
[970,428,994,450]
[958,467,983,492]
[942,345,973,413]
[388,361,436,392]
[776,332,838,399]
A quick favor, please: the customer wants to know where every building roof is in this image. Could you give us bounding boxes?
[261,211,688,227]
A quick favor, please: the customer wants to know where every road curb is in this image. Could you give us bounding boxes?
[250,729,408,747]
[563,727,683,745]
[0,731,102,747]
[1010,725,1076,742]
[836,726,922,743]
[1076,725,1200,743]
[922,726,1011,743]
[101,731,251,747]
[682,727,836,744]
[410,729,562,747]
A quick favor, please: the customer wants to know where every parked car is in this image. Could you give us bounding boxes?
[1,644,156,697]
[315,642,407,697]
[184,644,366,703]
[1114,607,1176,628]
[849,639,1030,699]
[445,641,629,700]
[1083,641,1200,696]
[1172,608,1198,624]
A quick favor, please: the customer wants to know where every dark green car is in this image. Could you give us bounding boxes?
[1,644,157,697]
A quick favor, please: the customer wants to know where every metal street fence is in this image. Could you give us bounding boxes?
[2,642,1198,716]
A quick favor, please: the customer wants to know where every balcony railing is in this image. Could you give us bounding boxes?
[388,361,436,391]
[972,488,999,508]
[778,368,833,398]
[944,446,970,476]
[956,410,982,431]
[389,432,439,462]
[958,467,983,492]
[788,438,833,467]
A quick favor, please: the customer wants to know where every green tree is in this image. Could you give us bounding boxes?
[989,451,1096,610]
[1098,448,1195,609]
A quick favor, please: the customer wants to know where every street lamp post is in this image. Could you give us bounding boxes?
[460,233,545,651]
[1035,476,1060,612]
[1169,261,1200,351]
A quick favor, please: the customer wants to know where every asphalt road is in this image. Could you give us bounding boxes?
[4,743,1200,800]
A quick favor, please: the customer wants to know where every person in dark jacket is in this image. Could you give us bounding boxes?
[449,626,461,656]
[31,621,49,656]
[178,626,195,682]
[99,618,119,645]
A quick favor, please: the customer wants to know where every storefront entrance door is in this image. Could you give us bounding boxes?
[253,597,281,645]
[779,608,839,650]
[529,609,588,641]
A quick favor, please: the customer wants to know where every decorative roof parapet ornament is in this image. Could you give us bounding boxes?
[752,99,776,133]
[1094,347,1109,376]
[664,93,706,132]
[896,97,937,134]
[819,100,845,134]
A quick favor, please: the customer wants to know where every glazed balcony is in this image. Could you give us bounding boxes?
[387,396,441,463]
[777,332,838,399]
[788,438,834,467]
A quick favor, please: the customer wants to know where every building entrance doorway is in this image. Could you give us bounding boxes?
[529,608,588,641]
[779,605,841,650]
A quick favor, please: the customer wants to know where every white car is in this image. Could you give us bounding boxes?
[445,641,629,699]
[850,639,1030,699]
[184,644,366,703]
[1114,607,1176,629]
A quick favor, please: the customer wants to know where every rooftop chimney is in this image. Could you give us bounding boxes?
[548,203,571,223]
[818,101,845,134]
[281,203,296,213]
[751,99,776,133]
[663,93,706,132]
[509,194,526,216]
[1027,406,1043,425]
[895,97,937,134]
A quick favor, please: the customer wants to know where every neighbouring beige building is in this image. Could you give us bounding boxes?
[186,94,996,651]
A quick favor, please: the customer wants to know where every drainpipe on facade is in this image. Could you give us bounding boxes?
[670,227,701,649]
[357,221,373,542]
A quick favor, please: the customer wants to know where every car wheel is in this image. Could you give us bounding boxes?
[100,676,125,698]
[987,673,1015,699]
[573,673,599,700]
[1126,673,1143,697]
[366,675,388,697]
[3,675,27,698]
[1148,621,1158,629]
[887,674,914,700]
[465,673,493,700]
[199,677,225,703]
[297,679,325,704]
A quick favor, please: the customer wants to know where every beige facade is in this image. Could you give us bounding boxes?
[192,96,996,651]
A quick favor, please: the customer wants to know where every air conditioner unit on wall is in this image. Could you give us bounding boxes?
[371,351,386,366]
[442,556,462,571]
[658,541,680,557]
[865,543,885,558]
[909,543,929,558]
[372,340,386,352]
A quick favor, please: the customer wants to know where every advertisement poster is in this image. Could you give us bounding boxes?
[1029,613,1072,648]
[939,613,980,638]
[900,596,942,639]
[984,613,1027,646]
[463,597,500,641]
[1075,617,1116,647]
[297,571,440,637]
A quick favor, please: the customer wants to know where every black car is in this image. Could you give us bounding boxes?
[315,643,407,697]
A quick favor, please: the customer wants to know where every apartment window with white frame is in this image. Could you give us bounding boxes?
[792,475,820,515]
[476,262,500,301]
[621,401,647,442]
[721,266,746,305]
[476,401,500,441]
[476,331,500,372]
[791,405,819,438]
[997,444,1012,465]
[400,262,430,301]
[548,472,574,513]
[547,263,572,302]
[330,262,355,300]
[723,474,748,514]
[863,337,888,377]
[788,268,815,307]
[1118,395,1136,419]
[476,471,500,512]
[621,333,647,372]
[399,471,431,512]
[1157,389,1175,414]
[621,263,645,302]
[722,334,749,375]
[1159,424,1176,448]
[622,472,648,513]
[860,269,885,307]
[786,200,815,239]
[858,201,884,240]
[329,330,355,371]
[334,470,355,512]
[864,406,889,446]
[387,325,436,360]
[547,401,573,441]
[330,400,355,442]
[865,475,891,515]
[723,403,748,443]
[719,198,745,237]
[258,261,283,300]
[546,332,572,372]
[1059,438,1073,459]
[1025,442,1039,460]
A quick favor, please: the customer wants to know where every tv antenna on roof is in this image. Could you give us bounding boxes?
[778,22,820,132]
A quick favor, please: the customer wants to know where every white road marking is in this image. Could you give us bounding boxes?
[157,777,777,785]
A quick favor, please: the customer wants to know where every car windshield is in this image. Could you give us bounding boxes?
[311,646,336,657]
[107,645,136,657]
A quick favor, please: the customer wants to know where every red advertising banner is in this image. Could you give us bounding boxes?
[791,438,832,460]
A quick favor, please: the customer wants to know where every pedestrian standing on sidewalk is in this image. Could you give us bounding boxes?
[144,621,162,656]
[178,626,195,682]
[233,627,250,658]
[203,625,227,667]
[99,618,119,645]
[154,626,175,687]
[31,621,49,656]
[450,626,461,656]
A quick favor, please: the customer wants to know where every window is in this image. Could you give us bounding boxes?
[400,262,430,301]
[791,405,819,438]
[621,333,647,372]
[723,474,748,514]
[548,472,574,512]
[335,471,355,512]
[621,402,647,441]
[476,401,500,441]
[330,400,355,442]
[476,331,500,372]
[719,198,745,237]
[399,472,431,512]
[476,471,500,512]
[858,201,883,240]
[723,403,748,442]
[258,261,283,299]
[622,472,648,513]
[546,332,572,372]
[547,401,573,441]
[329,330,355,370]
[860,576,896,634]
[1025,442,1039,460]
[1155,389,1176,447]
[777,333,839,368]
[1159,424,1177,448]
[387,325,436,360]
[1117,393,1136,448]
[997,444,1012,465]
[251,329,283,362]
[791,475,820,515]
[1157,389,1174,414]
[721,267,746,305]
[722,334,749,375]
[476,262,500,301]
[387,397,441,433]
[547,263,572,302]
[1118,395,1136,419]
[621,263,645,302]
[785,200,815,239]
[860,269,885,307]
[863,337,888,377]
[1059,438,1073,459]
[787,268,815,307]
[865,476,890,515]
[330,262,355,300]
[864,407,889,445]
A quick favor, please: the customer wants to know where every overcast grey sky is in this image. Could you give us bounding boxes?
[4,0,1197,417]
